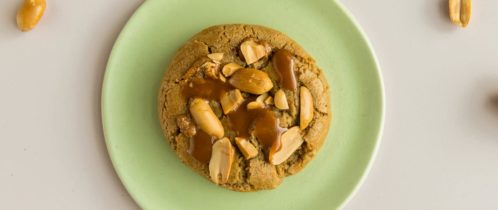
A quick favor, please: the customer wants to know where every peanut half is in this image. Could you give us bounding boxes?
[240,40,267,64]
[201,62,220,79]
[269,126,304,165]
[209,137,234,184]
[264,96,274,105]
[16,0,46,32]
[274,89,289,110]
[220,89,244,114]
[219,74,227,83]
[256,93,269,103]
[300,86,314,130]
[189,98,224,138]
[449,0,471,27]
[235,137,258,159]
[228,68,273,94]
[222,63,243,77]
[247,101,265,110]
[207,53,224,63]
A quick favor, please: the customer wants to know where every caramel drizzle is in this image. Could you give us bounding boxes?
[188,130,216,164]
[227,100,284,154]
[182,48,295,163]
[272,49,297,91]
[182,78,231,100]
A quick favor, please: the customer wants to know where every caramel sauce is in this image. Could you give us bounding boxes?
[227,99,285,153]
[272,49,297,91]
[182,78,231,100]
[226,99,254,138]
[182,64,286,162]
[182,78,230,163]
[188,129,216,164]
[252,109,285,152]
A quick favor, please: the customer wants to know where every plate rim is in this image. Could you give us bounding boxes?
[101,0,385,209]
[332,1,385,209]
[101,1,151,209]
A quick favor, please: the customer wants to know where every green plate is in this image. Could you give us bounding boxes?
[102,0,384,209]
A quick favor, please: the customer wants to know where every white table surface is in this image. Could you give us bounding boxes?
[1,0,498,209]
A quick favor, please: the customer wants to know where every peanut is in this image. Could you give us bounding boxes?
[240,40,267,64]
[235,137,258,159]
[269,126,303,165]
[16,0,46,32]
[189,98,224,138]
[209,137,234,184]
[229,68,273,94]
[220,89,244,114]
[247,101,265,110]
[300,87,314,130]
[207,53,224,63]
[222,63,243,77]
[449,0,471,27]
[274,89,289,110]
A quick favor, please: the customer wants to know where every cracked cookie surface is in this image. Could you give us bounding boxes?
[158,24,331,191]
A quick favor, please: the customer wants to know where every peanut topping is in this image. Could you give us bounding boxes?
[220,89,244,114]
[274,89,289,110]
[300,87,314,130]
[235,137,258,159]
[209,138,234,184]
[240,40,267,64]
[222,63,243,77]
[189,98,224,138]
[229,68,273,94]
[207,53,224,63]
[269,126,303,165]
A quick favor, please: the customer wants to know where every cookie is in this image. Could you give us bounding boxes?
[158,24,331,192]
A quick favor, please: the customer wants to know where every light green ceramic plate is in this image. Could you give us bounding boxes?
[102,0,384,209]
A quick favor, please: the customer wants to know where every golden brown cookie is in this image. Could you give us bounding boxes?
[158,24,331,191]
